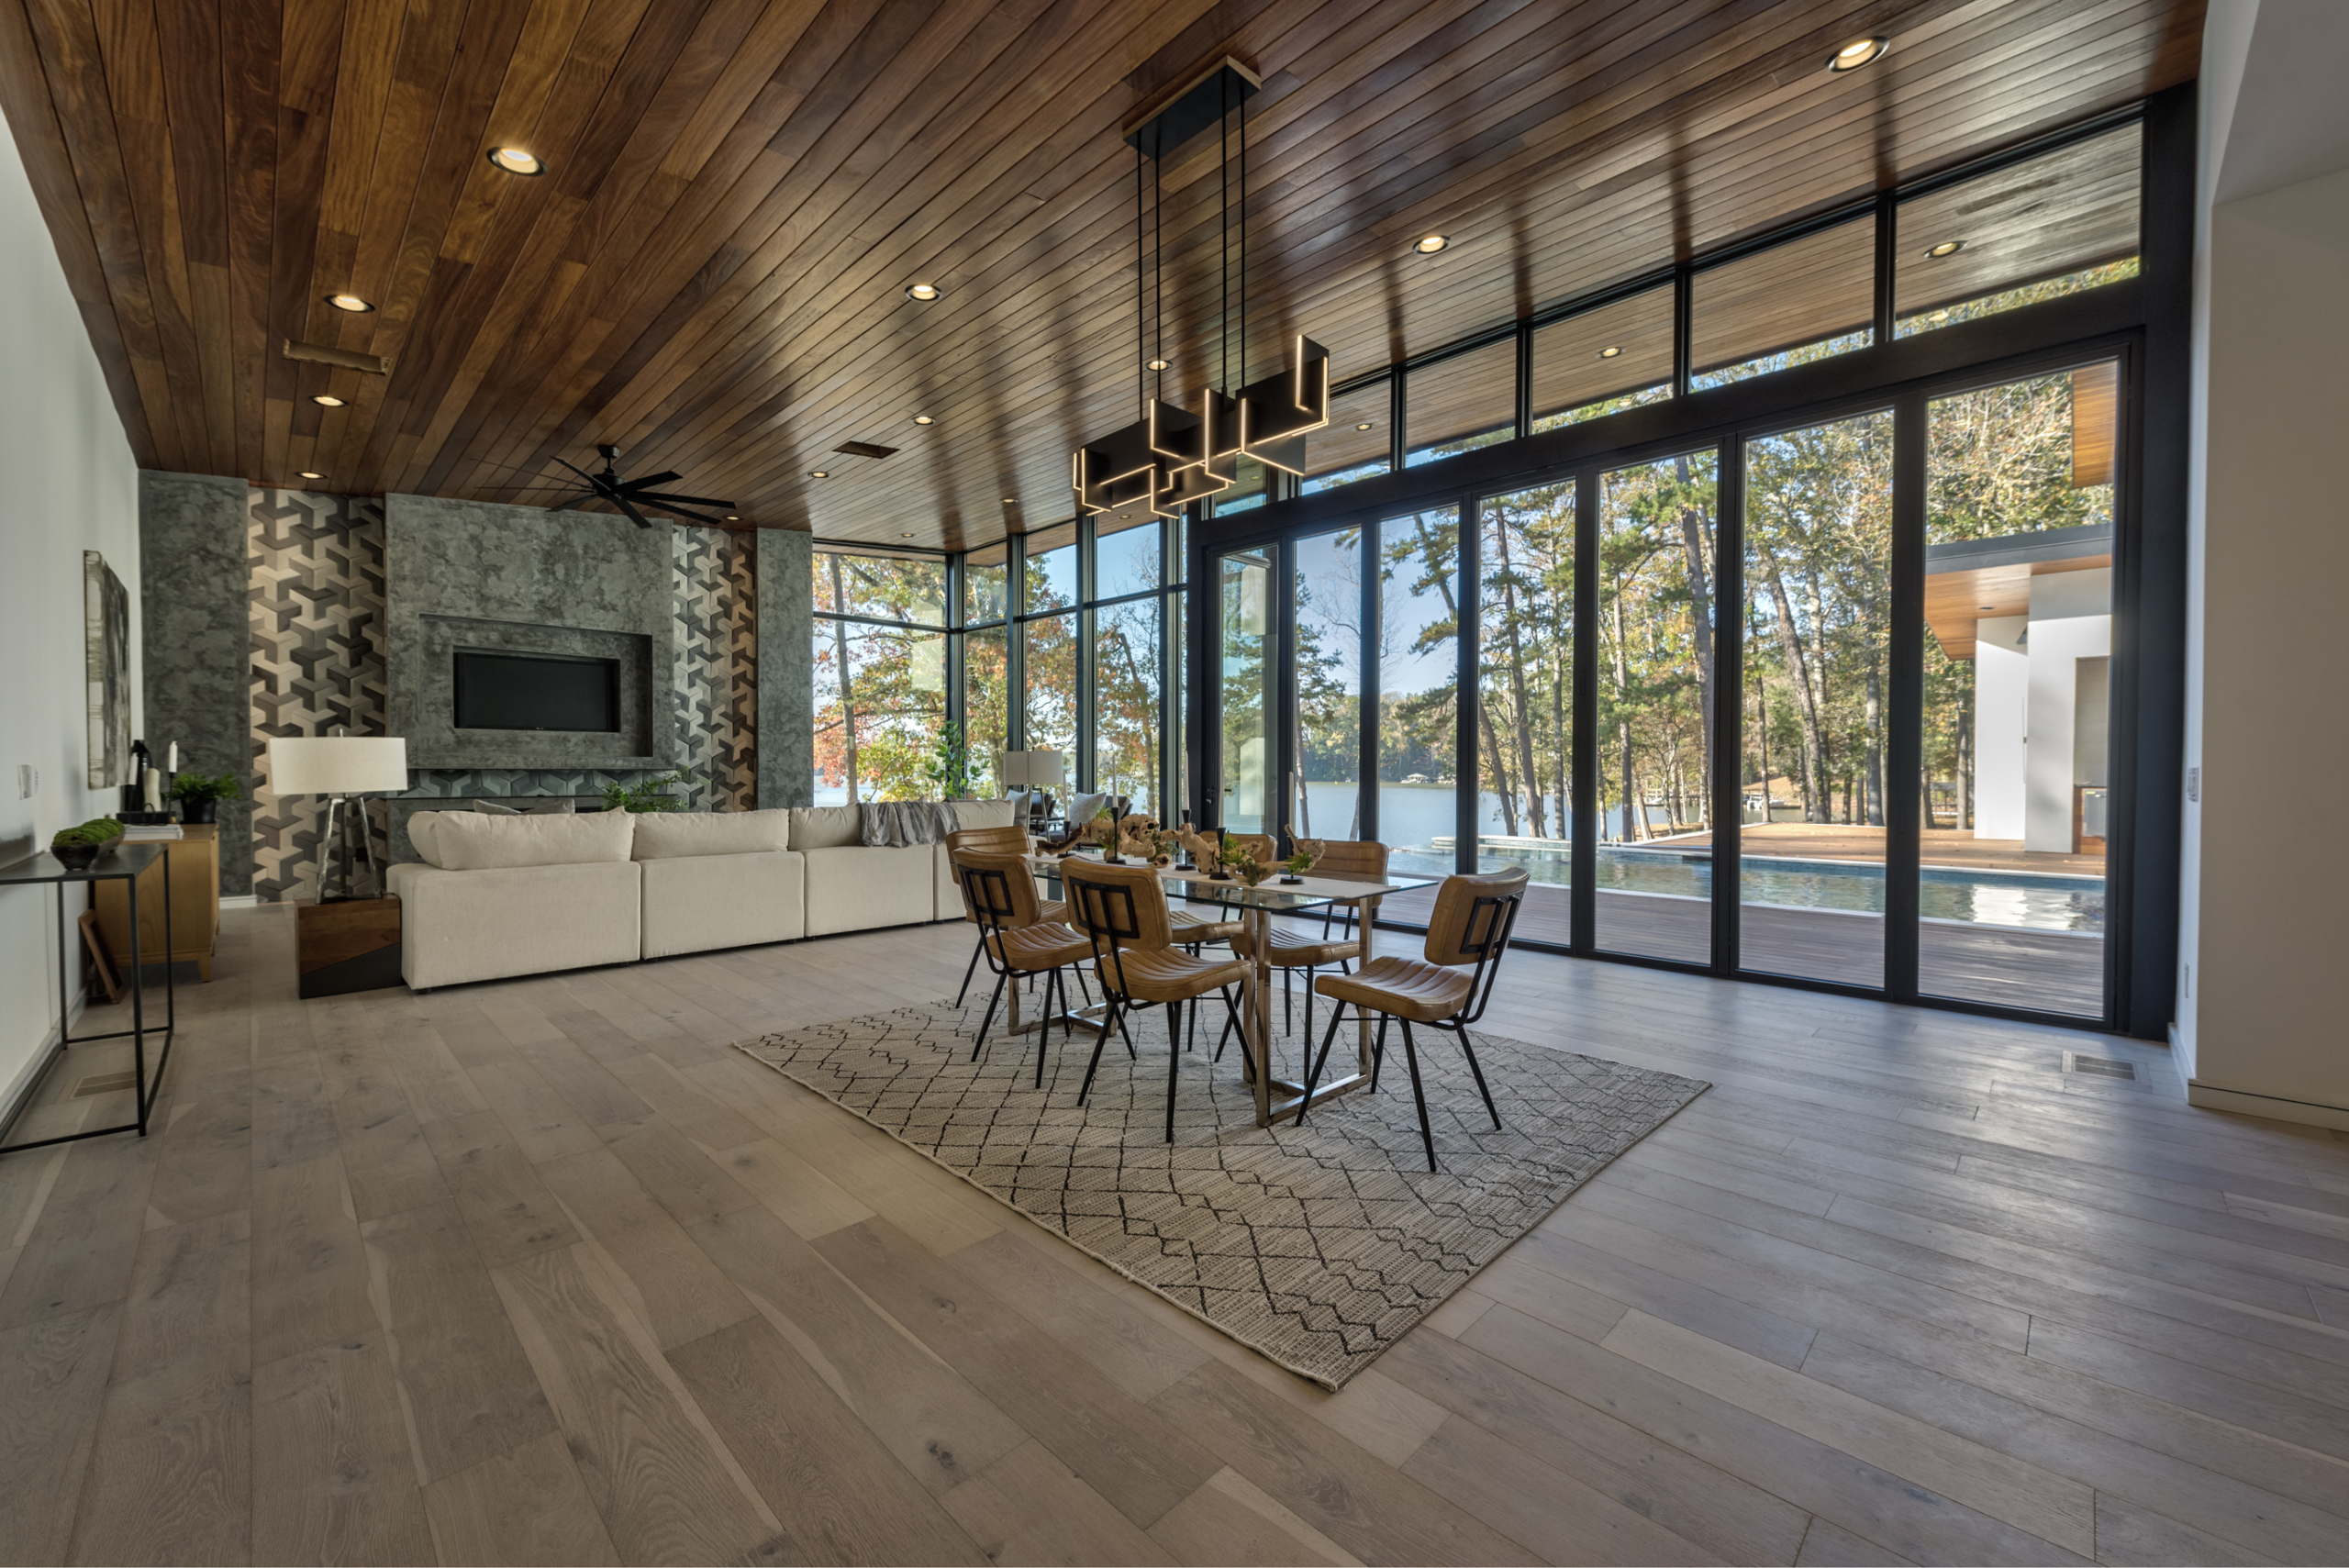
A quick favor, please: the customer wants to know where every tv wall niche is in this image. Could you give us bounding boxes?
[384,494,677,771]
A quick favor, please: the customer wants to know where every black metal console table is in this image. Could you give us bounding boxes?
[0,845,174,1152]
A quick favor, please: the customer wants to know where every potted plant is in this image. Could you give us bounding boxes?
[171,770,243,824]
[50,825,104,871]
[1279,848,1319,885]
[601,771,690,813]
[1219,840,1270,887]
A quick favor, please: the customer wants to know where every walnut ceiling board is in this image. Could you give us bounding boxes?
[0,0,2201,551]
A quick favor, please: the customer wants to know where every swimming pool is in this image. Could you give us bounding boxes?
[1386,841,2105,933]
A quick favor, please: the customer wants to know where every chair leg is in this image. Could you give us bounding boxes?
[1114,1004,1137,1060]
[1035,968,1057,1088]
[955,933,984,1007]
[1073,966,1093,1006]
[973,971,1008,1061]
[1213,996,1237,1062]
[1305,968,1314,1043]
[1397,1019,1438,1172]
[1458,1029,1501,1129]
[1282,973,1291,1038]
[1164,998,1182,1143]
[1077,1001,1119,1105]
[1294,1002,1351,1128]
[1370,1013,1389,1091]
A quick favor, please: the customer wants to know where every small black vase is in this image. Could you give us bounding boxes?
[51,843,98,871]
[182,798,219,824]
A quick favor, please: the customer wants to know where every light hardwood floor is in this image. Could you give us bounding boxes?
[3,904,2346,1566]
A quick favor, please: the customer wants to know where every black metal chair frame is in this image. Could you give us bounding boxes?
[956,860,1094,1088]
[1297,882,1524,1172]
[1064,873,1248,1144]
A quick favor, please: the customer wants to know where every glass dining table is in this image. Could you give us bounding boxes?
[1027,852,1440,1128]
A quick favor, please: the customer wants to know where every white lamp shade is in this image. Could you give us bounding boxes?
[266,736,409,795]
[1029,749,1063,785]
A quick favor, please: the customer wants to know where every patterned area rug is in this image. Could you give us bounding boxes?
[737,995,1707,1389]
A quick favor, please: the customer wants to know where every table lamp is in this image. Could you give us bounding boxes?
[265,733,408,902]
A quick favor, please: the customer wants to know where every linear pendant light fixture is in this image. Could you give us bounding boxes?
[1073,57,1328,522]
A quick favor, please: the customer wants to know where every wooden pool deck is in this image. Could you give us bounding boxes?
[1660,822,2108,878]
[1366,881,2104,1018]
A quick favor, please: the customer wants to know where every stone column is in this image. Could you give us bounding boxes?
[755,528,812,809]
[139,472,252,894]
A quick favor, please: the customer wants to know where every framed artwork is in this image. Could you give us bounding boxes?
[84,550,130,788]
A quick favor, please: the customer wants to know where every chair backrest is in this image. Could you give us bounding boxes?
[1311,839,1389,917]
[947,825,1026,854]
[1418,867,1526,1025]
[1061,859,1173,951]
[951,849,1043,935]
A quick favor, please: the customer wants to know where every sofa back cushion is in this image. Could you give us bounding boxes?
[426,808,636,871]
[952,799,1018,831]
[787,805,863,850]
[631,809,791,860]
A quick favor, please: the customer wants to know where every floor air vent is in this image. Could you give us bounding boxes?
[2062,1052,2137,1081]
[71,1071,137,1097]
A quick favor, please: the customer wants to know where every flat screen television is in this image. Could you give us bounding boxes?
[453,650,619,732]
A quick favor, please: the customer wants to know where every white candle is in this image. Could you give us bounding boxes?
[142,766,161,809]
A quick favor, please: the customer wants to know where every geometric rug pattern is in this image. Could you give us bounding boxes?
[739,995,1707,1389]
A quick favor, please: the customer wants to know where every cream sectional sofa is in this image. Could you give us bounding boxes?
[385,799,1014,990]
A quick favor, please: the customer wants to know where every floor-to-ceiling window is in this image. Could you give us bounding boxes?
[812,548,950,804]
[1477,482,1575,943]
[1293,528,1367,841]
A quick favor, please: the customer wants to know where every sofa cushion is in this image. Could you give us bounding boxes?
[631,809,790,860]
[388,859,641,988]
[802,845,935,936]
[472,797,576,816]
[408,810,450,867]
[641,850,805,956]
[427,808,635,871]
[952,799,1018,831]
[788,804,863,850]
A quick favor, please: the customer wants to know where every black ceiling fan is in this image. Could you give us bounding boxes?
[498,444,736,528]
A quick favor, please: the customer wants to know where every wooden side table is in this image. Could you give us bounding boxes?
[95,823,218,980]
[295,896,402,997]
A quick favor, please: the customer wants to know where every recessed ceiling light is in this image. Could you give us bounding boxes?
[325,293,373,313]
[902,531,914,539]
[297,471,322,479]
[311,394,345,407]
[1825,36,1888,72]
[1002,497,1016,504]
[1354,422,1374,431]
[1925,239,1964,259]
[912,415,934,425]
[905,284,941,301]
[487,146,544,175]
[1598,345,1623,359]
[809,470,829,479]
[1979,605,1997,611]
[1147,358,1170,371]
[1413,234,1449,254]
[725,515,740,521]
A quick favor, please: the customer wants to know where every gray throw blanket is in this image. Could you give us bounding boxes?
[861,800,960,847]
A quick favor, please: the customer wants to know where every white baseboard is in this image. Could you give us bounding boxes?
[2186,1079,2349,1132]
[0,986,89,1140]
[221,894,259,908]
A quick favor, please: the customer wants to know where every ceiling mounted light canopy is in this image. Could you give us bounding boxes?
[1076,55,1329,521]
[297,471,322,479]
[912,415,934,425]
[1825,36,1888,72]
[905,283,941,301]
[1354,422,1374,431]
[486,147,544,175]
[325,293,373,313]
[311,394,345,406]
[1413,234,1450,254]
[809,470,829,479]
[1925,239,1965,258]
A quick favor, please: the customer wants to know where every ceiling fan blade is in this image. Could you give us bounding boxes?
[630,490,735,509]
[616,471,681,492]
[613,495,656,529]
[552,456,601,486]
[541,490,596,512]
[646,503,737,528]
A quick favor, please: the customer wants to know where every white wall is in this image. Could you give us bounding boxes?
[0,128,142,1114]
[1972,622,2029,840]
[2183,0,2349,1125]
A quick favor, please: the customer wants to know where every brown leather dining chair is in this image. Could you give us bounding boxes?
[951,850,1097,1086]
[1297,867,1528,1171]
[946,824,1067,1007]
[1061,860,1250,1142]
[1222,839,1389,1049]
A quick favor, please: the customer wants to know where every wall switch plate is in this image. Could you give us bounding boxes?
[2187,765,2199,803]
[17,764,33,800]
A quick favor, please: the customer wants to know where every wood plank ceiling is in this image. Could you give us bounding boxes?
[0,0,2203,550]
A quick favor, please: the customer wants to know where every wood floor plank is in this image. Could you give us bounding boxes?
[0,1304,120,1566]
[535,1144,758,1351]
[710,1137,875,1239]
[250,1050,341,1171]
[939,1438,1177,1568]
[688,1204,1029,1499]
[947,1228,1212,1403]
[420,1429,621,1567]
[1148,1358,1542,1566]
[1600,1308,2097,1555]
[146,1089,251,1227]
[1145,1465,1363,1567]
[249,1152,374,1366]
[359,1199,555,1484]
[467,1058,607,1164]
[666,1312,988,1565]
[1379,1327,1816,1568]
[0,1125,160,1330]
[815,1216,1220,1529]
[1796,1518,1917,1565]
[67,1216,251,1565]
[1401,1411,1730,1564]
[596,1115,761,1229]
[489,1242,790,1564]
[250,1335,437,1564]
[421,1109,582,1268]
[2089,1494,2284,1567]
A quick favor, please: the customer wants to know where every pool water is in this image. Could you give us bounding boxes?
[1386,841,2105,934]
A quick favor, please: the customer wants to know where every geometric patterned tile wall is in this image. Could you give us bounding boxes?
[246,489,758,901]
[248,489,390,903]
